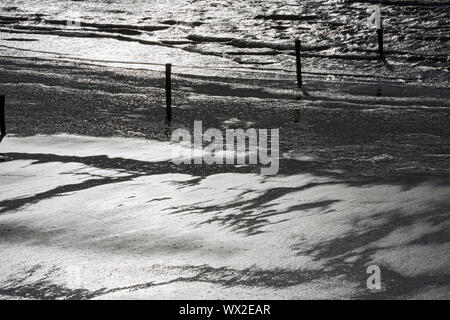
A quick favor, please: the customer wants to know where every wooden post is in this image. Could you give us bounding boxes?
[368,5,384,59]
[295,39,302,88]
[165,63,172,124]
[377,14,384,58]
[377,19,384,58]
[0,95,5,143]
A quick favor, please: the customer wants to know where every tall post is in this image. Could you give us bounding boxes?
[165,63,172,124]
[377,19,384,58]
[295,39,302,89]
[0,95,5,143]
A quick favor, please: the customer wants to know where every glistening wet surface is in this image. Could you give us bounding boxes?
[0,0,449,84]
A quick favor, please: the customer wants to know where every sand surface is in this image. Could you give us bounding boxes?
[0,135,449,299]
[0,11,449,298]
[1,53,449,180]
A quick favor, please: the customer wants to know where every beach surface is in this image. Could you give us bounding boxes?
[0,135,449,299]
[0,0,449,299]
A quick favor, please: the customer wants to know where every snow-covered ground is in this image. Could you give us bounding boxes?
[0,135,449,299]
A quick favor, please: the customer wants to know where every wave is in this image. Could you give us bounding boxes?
[345,0,450,5]
[255,14,319,21]
[186,35,330,52]
[0,15,169,33]
[0,27,165,47]
[44,19,170,32]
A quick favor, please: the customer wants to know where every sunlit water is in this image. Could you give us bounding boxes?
[0,0,448,83]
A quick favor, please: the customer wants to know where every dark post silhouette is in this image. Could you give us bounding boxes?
[165,63,172,124]
[377,19,384,58]
[0,95,5,143]
[295,39,302,88]
[295,108,300,123]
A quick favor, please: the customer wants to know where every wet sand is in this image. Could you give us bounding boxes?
[0,54,450,180]
[0,38,449,299]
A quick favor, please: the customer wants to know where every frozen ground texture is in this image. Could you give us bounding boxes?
[0,135,449,299]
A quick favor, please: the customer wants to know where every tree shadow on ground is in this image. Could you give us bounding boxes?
[0,263,325,299]
[1,152,449,299]
[0,152,258,215]
[293,201,450,299]
[0,265,99,300]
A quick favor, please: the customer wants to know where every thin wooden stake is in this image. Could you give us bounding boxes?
[295,39,302,88]
[0,95,5,143]
[377,19,384,58]
[165,63,172,124]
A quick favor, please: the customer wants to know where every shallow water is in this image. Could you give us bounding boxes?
[0,0,449,84]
